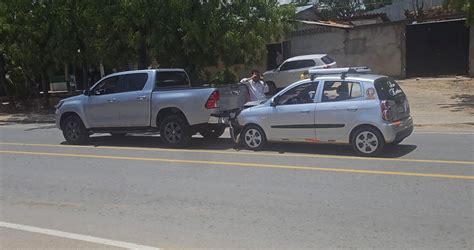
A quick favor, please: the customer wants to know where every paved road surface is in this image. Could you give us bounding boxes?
[0,123,472,248]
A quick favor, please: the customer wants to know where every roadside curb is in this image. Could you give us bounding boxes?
[0,120,55,124]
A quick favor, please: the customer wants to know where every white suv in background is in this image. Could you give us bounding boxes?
[263,54,336,92]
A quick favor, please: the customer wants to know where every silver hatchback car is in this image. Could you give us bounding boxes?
[237,68,413,156]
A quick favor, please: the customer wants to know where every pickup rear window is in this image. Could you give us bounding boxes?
[155,71,190,89]
[374,78,405,100]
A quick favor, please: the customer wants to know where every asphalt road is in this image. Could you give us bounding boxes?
[0,123,473,248]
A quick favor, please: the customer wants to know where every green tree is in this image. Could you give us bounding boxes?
[444,0,473,25]
[1,0,295,109]
[292,0,391,19]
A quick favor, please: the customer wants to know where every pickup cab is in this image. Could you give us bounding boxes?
[55,69,248,147]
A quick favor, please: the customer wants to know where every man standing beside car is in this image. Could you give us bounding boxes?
[240,69,269,101]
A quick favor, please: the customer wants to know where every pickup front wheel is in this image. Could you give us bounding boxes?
[62,116,89,145]
[159,115,191,147]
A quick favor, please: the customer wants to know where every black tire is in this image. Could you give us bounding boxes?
[240,124,267,151]
[159,115,191,147]
[199,125,226,139]
[62,115,89,145]
[111,133,127,137]
[351,126,385,156]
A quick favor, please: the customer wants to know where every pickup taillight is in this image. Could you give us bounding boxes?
[381,100,391,121]
[205,90,220,109]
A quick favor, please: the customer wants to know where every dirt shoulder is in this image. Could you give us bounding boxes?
[397,76,473,131]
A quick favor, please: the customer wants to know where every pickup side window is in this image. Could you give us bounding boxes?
[321,81,362,102]
[276,82,318,105]
[121,73,148,92]
[155,71,190,89]
[91,76,122,95]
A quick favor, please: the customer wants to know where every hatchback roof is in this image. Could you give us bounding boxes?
[313,74,386,82]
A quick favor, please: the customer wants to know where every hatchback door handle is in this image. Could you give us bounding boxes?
[299,110,310,113]
[137,95,147,100]
[346,108,358,112]
[108,98,117,103]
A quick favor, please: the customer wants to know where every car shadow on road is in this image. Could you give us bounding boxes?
[73,135,417,159]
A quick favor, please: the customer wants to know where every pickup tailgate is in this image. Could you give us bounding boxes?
[215,84,249,112]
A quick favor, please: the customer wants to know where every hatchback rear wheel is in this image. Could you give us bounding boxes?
[351,127,384,156]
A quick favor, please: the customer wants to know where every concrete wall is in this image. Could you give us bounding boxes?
[470,27,474,77]
[289,22,406,77]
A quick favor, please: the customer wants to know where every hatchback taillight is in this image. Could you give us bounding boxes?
[205,90,220,109]
[381,100,391,121]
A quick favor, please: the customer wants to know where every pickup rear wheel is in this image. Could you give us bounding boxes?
[160,115,191,147]
[62,116,89,145]
[199,125,226,139]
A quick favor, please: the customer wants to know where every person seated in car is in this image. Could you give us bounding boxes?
[335,84,349,101]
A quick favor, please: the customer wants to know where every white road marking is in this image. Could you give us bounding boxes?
[0,221,160,249]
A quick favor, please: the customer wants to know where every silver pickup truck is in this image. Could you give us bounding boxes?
[55,69,248,147]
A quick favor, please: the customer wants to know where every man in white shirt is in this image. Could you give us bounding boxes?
[240,69,269,102]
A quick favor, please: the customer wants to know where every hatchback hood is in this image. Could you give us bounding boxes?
[243,100,267,109]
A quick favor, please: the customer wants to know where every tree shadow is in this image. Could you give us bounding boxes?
[62,134,417,159]
[438,94,474,113]
[24,125,57,131]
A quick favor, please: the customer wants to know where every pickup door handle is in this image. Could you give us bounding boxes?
[108,98,117,103]
[346,108,358,112]
[299,110,311,113]
[137,95,147,100]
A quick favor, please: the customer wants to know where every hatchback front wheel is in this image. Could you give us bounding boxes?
[241,125,266,151]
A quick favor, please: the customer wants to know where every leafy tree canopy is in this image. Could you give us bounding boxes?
[444,0,473,25]
[1,0,295,90]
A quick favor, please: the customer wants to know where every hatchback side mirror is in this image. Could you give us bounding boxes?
[270,97,278,107]
[83,89,91,96]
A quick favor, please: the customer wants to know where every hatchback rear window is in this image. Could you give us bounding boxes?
[321,55,334,64]
[374,78,405,100]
